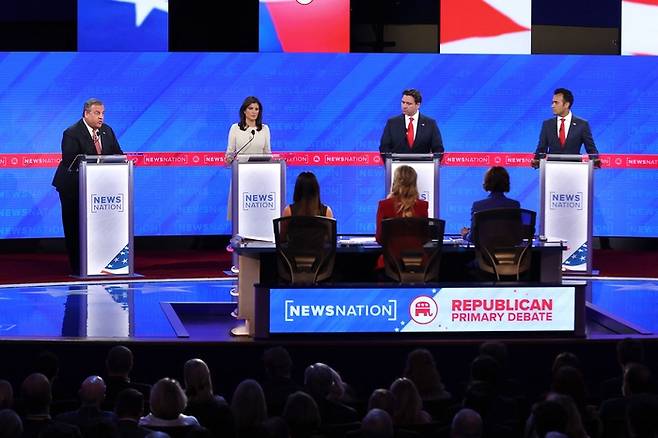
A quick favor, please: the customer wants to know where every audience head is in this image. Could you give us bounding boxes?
[482,166,511,193]
[304,362,336,400]
[545,392,587,438]
[115,388,144,420]
[367,389,395,417]
[551,352,581,375]
[389,165,420,217]
[32,350,59,382]
[533,400,568,438]
[183,358,213,401]
[361,408,394,438]
[145,433,171,438]
[79,375,106,406]
[618,338,645,368]
[292,172,324,216]
[470,354,500,387]
[263,346,293,379]
[282,391,320,437]
[0,380,13,410]
[478,341,509,370]
[450,408,482,438]
[20,373,52,415]
[150,378,187,420]
[106,345,134,377]
[389,377,424,425]
[239,96,263,130]
[623,363,652,397]
[551,366,586,409]
[403,348,444,399]
[0,409,23,438]
[231,379,268,434]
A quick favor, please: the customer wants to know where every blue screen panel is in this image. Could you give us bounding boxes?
[0,52,657,238]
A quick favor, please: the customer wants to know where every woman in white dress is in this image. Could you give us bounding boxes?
[226,96,271,163]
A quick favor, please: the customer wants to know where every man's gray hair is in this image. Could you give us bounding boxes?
[83,98,104,116]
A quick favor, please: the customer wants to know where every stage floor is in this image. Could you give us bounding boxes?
[0,277,655,342]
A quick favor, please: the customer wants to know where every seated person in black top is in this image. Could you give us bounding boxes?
[283,172,334,218]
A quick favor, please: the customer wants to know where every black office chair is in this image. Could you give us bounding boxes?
[380,217,445,283]
[273,216,337,284]
[471,208,536,280]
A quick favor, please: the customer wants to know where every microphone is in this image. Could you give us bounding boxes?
[229,129,256,163]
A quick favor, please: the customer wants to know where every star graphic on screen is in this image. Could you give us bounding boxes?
[114,0,168,27]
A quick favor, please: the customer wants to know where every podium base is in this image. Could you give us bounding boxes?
[71,273,144,280]
[230,321,250,337]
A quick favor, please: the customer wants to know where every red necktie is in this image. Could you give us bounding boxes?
[406,117,414,148]
[559,118,566,147]
[93,130,102,154]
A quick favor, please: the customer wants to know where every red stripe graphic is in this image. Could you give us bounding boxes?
[1,152,657,169]
[440,0,529,43]
[624,0,658,5]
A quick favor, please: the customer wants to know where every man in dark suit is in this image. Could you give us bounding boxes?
[532,88,600,169]
[379,89,444,156]
[52,98,123,275]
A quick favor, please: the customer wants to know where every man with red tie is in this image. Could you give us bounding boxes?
[532,88,600,169]
[379,89,444,156]
[52,98,123,274]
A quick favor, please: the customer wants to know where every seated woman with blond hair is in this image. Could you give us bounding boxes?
[375,165,428,270]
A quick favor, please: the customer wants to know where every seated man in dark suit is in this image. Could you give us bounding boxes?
[379,89,444,156]
[531,87,600,169]
[461,166,520,241]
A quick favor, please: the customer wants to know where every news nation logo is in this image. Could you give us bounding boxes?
[409,295,438,325]
[242,192,276,210]
[550,192,583,210]
[91,194,124,213]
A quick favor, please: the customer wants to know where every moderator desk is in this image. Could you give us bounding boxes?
[232,236,565,336]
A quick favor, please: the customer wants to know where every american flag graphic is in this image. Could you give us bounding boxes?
[440,0,531,54]
[101,244,130,275]
[564,243,588,267]
[622,0,658,55]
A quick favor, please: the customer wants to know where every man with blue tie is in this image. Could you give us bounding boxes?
[379,89,444,156]
[532,88,601,169]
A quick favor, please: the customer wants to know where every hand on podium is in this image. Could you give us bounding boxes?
[531,159,540,169]
[593,158,602,169]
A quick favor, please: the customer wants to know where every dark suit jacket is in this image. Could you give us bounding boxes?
[379,114,444,155]
[52,119,123,195]
[465,192,520,241]
[534,114,599,159]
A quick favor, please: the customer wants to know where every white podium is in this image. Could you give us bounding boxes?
[78,155,135,278]
[539,154,594,274]
[384,153,441,217]
[231,155,285,336]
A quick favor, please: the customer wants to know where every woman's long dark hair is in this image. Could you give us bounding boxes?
[238,96,263,131]
[293,172,323,216]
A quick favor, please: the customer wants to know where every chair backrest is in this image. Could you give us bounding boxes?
[472,208,536,280]
[380,217,445,283]
[273,216,337,284]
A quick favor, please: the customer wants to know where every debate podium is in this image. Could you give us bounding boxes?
[231,154,286,336]
[384,153,441,217]
[76,154,135,278]
[539,154,594,274]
